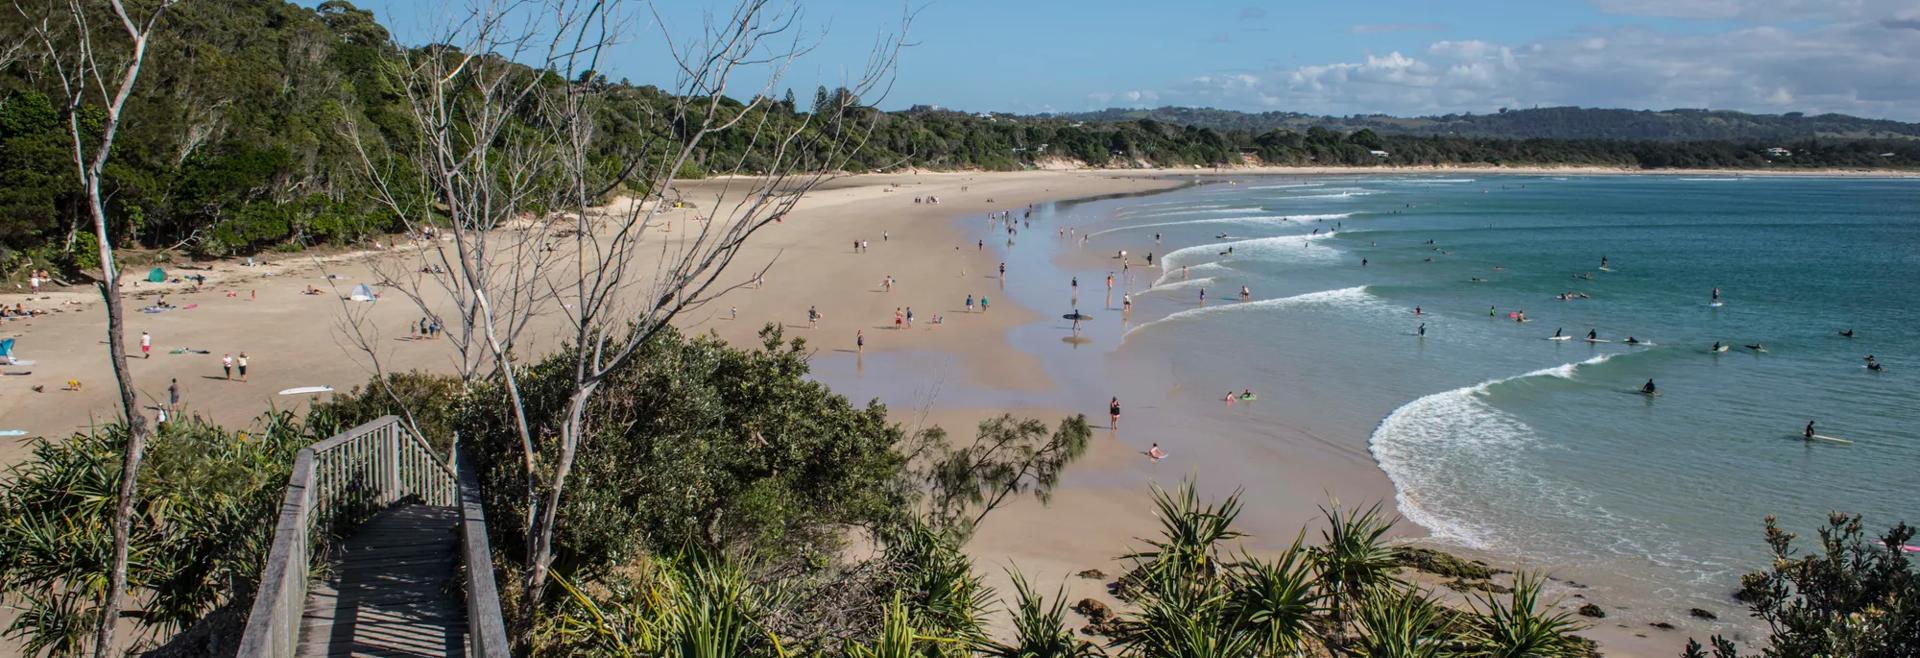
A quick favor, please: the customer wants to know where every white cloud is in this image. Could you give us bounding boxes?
[1088,89,1162,106]
[1168,17,1920,119]
[1588,0,1892,21]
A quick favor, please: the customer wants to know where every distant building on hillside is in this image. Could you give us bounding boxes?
[1369,150,1390,158]
[1766,147,1792,157]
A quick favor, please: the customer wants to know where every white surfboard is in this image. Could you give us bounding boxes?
[1585,338,1611,343]
[1806,434,1853,445]
[1548,335,1572,341]
[278,386,334,396]
[0,430,27,437]
[1709,302,1724,308]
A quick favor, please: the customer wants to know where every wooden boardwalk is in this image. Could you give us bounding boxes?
[296,505,468,657]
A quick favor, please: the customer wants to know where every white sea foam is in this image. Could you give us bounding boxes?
[1124,285,1378,338]
[1154,231,1343,286]
[1368,354,1617,548]
[1115,203,1250,218]
[1393,178,1477,184]
[1086,212,1357,238]
[1244,182,1327,190]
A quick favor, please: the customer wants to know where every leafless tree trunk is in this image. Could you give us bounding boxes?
[23,1,179,656]
[346,0,908,643]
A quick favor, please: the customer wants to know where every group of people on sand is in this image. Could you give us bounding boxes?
[2,302,46,319]
[25,269,52,295]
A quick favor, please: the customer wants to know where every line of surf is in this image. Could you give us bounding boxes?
[1124,285,1374,339]
[1368,353,1618,548]
[1086,212,1357,238]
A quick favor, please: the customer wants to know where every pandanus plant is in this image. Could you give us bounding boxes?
[1461,572,1586,658]
[984,572,1100,658]
[1310,501,1402,625]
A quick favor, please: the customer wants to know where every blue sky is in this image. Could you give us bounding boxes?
[314,0,1920,120]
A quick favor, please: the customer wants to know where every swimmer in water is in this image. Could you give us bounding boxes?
[1625,336,1640,344]
[1839,329,1854,338]
[1417,322,1426,337]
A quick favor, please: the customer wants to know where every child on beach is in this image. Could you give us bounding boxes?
[856,330,864,354]
[238,353,248,381]
[979,295,988,313]
[223,353,234,380]
[808,306,820,329]
[141,331,152,358]
[1147,443,1166,462]
[966,295,974,313]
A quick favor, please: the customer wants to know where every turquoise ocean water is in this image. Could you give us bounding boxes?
[1046,175,1917,613]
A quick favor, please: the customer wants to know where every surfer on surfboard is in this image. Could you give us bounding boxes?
[1804,421,1816,440]
[1586,329,1598,341]
[1712,287,1721,304]
[1641,379,1657,395]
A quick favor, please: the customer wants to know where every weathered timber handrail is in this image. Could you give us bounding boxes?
[237,416,462,657]
[456,442,511,658]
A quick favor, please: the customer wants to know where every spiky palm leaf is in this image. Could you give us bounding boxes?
[1353,587,1453,658]
[1227,533,1324,657]
[1124,481,1245,591]
[986,571,1101,658]
[1310,501,1402,623]
[1460,572,1585,658]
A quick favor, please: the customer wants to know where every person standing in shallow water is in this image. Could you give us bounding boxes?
[1108,397,1121,430]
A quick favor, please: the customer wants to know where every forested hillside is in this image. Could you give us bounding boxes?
[3,0,1917,271]
[1053,106,1920,142]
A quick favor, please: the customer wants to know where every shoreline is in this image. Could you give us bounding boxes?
[1,170,1748,656]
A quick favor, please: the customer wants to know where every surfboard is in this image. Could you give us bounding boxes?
[1548,336,1572,341]
[1598,267,1614,272]
[1239,395,1257,401]
[1585,338,1611,343]
[1805,434,1853,445]
[278,386,334,396]
[1709,302,1724,308]
[0,430,27,437]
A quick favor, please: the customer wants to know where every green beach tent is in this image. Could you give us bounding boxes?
[147,267,166,283]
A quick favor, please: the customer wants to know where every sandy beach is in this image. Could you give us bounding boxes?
[0,167,1771,657]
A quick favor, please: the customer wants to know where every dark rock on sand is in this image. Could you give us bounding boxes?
[1577,603,1606,618]
[1394,546,1494,580]
[1689,608,1718,620]
[1074,569,1107,580]
[1650,621,1677,630]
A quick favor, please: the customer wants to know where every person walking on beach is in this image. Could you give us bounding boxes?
[168,378,180,407]
[222,353,234,380]
[140,331,152,359]
[857,330,865,354]
[1106,273,1114,291]
[237,353,249,381]
[977,240,984,251]
[808,306,820,329]
[1071,276,1078,294]
[905,307,914,328]
[1109,397,1121,430]
[966,294,975,313]
[894,307,903,329]
[999,262,1006,279]
[28,271,40,295]
[979,295,989,313]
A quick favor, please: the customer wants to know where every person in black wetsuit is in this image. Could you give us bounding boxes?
[1804,421,1816,440]
[1641,379,1657,395]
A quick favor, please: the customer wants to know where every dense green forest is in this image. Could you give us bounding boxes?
[1053,106,1920,142]
[4,0,1918,272]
